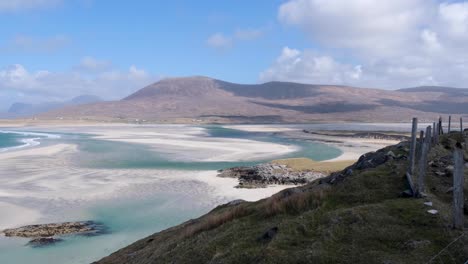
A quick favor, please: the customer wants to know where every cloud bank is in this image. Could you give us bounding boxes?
[0,58,158,109]
[207,27,264,50]
[261,0,468,88]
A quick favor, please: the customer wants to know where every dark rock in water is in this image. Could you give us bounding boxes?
[302,130,409,141]
[78,221,109,237]
[218,163,325,188]
[2,221,107,238]
[27,237,64,248]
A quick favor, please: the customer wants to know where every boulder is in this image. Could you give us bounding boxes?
[27,237,63,248]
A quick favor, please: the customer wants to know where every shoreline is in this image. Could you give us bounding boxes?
[0,124,401,231]
[0,123,403,263]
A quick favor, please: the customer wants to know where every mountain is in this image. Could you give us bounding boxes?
[40,77,468,123]
[95,134,468,263]
[7,95,102,117]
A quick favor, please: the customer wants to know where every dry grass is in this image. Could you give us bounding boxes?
[272,157,354,173]
[182,204,251,238]
[263,187,328,216]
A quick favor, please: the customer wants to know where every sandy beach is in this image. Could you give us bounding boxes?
[224,124,401,162]
[0,123,402,231]
[0,123,405,264]
[0,125,300,231]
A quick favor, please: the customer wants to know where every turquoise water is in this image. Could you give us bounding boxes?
[0,132,29,150]
[0,192,211,264]
[69,126,341,170]
[0,125,343,264]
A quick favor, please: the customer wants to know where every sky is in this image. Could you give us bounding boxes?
[1,0,468,110]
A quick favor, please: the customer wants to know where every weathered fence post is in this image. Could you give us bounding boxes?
[409,118,418,175]
[439,116,443,135]
[417,126,431,196]
[448,115,451,133]
[405,118,418,196]
[418,130,424,156]
[434,123,439,144]
[452,144,464,229]
[461,117,463,134]
[433,122,436,144]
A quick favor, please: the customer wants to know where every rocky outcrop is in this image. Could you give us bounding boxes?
[218,163,325,188]
[323,143,408,185]
[2,221,105,238]
[27,237,64,248]
[2,221,107,247]
[303,130,409,141]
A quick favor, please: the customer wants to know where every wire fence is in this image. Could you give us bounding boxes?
[426,232,468,264]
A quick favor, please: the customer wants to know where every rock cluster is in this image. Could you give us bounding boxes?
[325,144,408,185]
[302,130,409,141]
[2,221,107,247]
[27,237,64,247]
[218,163,325,188]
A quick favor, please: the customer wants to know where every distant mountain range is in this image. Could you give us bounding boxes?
[38,77,468,123]
[6,95,102,118]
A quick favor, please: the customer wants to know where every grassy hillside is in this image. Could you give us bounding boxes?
[95,133,467,264]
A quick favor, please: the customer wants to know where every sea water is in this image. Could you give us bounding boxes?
[0,130,61,152]
[0,125,350,264]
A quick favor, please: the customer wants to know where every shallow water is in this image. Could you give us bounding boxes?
[0,124,403,264]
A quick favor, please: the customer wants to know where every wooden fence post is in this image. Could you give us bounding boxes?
[417,126,431,196]
[434,123,439,144]
[448,115,451,133]
[452,145,465,229]
[461,117,463,134]
[439,116,443,135]
[433,122,436,144]
[418,130,424,156]
[408,118,418,175]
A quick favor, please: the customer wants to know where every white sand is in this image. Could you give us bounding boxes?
[0,123,399,231]
[223,125,295,132]
[223,124,399,162]
[0,202,41,230]
[82,126,299,162]
[0,128,293,230]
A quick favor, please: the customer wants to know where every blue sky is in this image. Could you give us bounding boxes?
[1,0,468,109]
[0,0,307,82]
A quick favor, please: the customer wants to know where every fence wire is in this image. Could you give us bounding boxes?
[426,232,468,264]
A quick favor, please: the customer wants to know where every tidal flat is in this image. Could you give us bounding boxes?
[0,123,404,263]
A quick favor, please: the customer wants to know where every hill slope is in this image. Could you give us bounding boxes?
[95,133,468,264]
[7,95,102,118]
[40,77,468,123]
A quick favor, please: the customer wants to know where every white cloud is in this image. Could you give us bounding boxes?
[0,0,61,12]
[262,0,468,88]
[207,27,264,50]
[438,2,468,39]
[76,56,112,73]
[260,47,362,85]
[206,33,232,49]
[0,61,158,105]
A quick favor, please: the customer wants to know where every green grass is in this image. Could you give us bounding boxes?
[96,134,468,264]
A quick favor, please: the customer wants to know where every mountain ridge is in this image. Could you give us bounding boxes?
[38,77,468,123]
[7,95,102,118]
